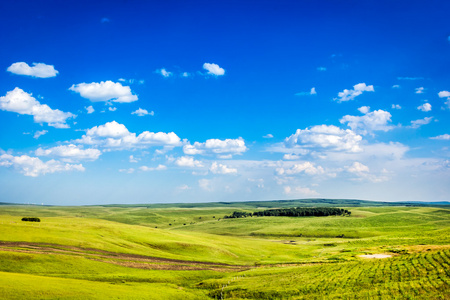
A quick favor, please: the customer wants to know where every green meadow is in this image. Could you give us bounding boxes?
[0,199,449,299]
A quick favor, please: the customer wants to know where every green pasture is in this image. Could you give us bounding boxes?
[0,200,449,299]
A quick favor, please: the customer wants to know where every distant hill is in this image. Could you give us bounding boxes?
[100,198,450,209]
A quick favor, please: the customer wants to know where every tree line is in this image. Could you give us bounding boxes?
[21,217,41,222]
[224,207,351,219]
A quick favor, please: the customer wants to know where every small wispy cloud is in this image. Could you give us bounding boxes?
[295,87,317,96]
[203,63,225,76]
[156,68,173,78]
[334,83,374,102]
[417,103,431,112]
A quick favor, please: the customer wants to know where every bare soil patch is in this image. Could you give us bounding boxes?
[359,254,392,259]
[0,241,248,271]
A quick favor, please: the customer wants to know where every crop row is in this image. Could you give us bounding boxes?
[207,249,450,299]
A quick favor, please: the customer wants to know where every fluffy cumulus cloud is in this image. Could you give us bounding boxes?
[210,162,237,174]
[276,161,324,176]
[340,107,393,135]
[183,138,247,157]
[347,161,369,174]
[417,103,432,112]
[0,88,75,128]
[0,154,84,177]
[85,106,95,114]
[438,91,450,108]
[35,144,101,162]
[7,62,58,78]
[203,63,225,76]
[175,156,204,168]
[76,121,182,150]
[335,83,374,102]
[69,81,138,103]
[284,125,363,153]
[132,108,154,117]
[346,161,387,183]
[439,91,450,98]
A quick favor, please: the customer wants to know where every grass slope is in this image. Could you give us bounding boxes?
[0,199,449,299]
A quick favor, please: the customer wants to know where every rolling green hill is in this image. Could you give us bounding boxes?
[0,199,449,299]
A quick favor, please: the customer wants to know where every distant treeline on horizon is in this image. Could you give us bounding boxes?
[224,207,351,219]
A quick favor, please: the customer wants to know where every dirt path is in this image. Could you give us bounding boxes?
[0,241,249,271]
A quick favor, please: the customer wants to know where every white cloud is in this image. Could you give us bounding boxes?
[263,134,274,139]
[119,168,135,174]
[69,81,138,103]
[182,72,190,77]
[85,106,95,114]
[177,184,191,190]
[347,161,369,174]
[283,154,300,160]
[392,85,400,89]
[108,107,117,112]
[417,103,431,112]
[7,62,58,78]
[340,107,393,135]
[139,165,167,171]
[397,77,424,80]
[317,67,327,71]
[35,144,101,162]
[210,162,237,174]
[199,179,213,191]
[346,161,387,183]
[175,156,204,168]
[409,117,433,129]
[129,155,139,163]
[33,130,48,139]
[203,63,225,76]
[156,68,173,78]
[0,88,75,128]
[276,161,324,176]
[415,87,425,94]
[391,104,401,109]
[438,91,450,109]
[430,134,450,140]
[285,125,363,153]
[358,106,370,114]
[296,87,317,96]
[0,154,84,177]
[76,121,182,150]
[283,186,319,196]
[335,83,374,102]
[183,138,247,157]
[132,108,154,117]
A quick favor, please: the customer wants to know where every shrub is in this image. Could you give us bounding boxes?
[21,217,40,222]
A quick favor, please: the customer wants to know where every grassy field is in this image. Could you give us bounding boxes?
[0,199,449,299]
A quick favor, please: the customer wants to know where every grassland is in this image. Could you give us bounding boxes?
[0,199,449,299]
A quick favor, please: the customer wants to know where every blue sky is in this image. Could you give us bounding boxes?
[1,0,449,205]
